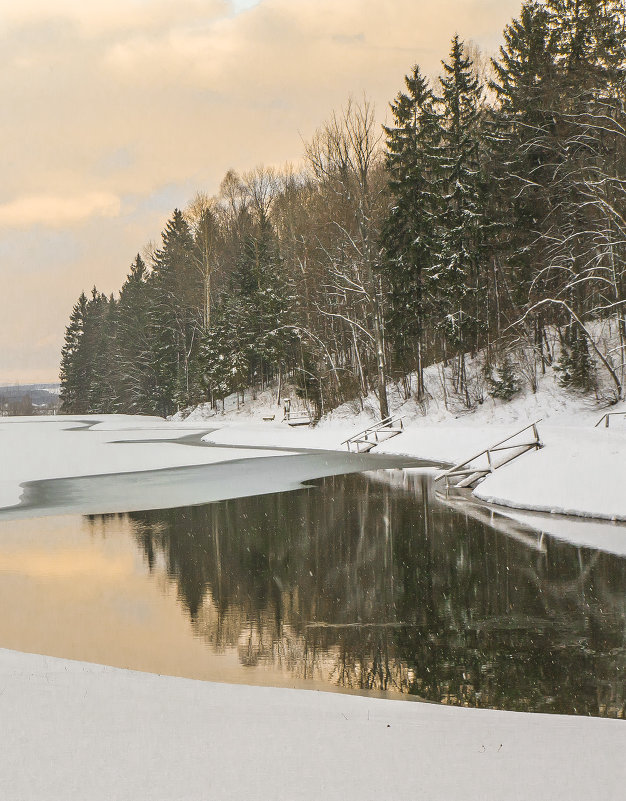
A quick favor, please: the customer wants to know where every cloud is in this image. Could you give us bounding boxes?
[0,0,524,381]
[101,0,517,94]
[2,0,229,37]
[0,192,121,229]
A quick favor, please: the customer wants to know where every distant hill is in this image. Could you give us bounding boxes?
[0,384,60,407]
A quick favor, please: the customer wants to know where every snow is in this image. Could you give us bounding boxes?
[1,648,624,801]
[0,415,295,514]
[375,422,626,522]
[0,398,625,799]
[201,419,351,451]
[197,406,626,524]
[172,355,626,540]
[492,507,626,558]
[473,427,626,521]
[2,385,625,532]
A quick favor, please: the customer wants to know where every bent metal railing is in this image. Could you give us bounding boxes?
[343,416,404,453]
[595,412,626,429]
[434,420,543,491]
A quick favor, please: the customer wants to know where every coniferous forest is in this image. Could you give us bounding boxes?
[60,1,626,419]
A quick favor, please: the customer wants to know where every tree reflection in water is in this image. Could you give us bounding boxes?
[125,473,626,717]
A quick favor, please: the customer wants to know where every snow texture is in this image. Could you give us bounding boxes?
[0,404,624,800]
[0,415,293,513]
[0,648,624,801]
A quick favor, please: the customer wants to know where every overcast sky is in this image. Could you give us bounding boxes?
[0,0,523,384]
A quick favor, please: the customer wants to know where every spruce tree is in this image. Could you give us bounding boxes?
[431,36,487,375]
[380,65,438,394]
[87,291,119,413]
[490,2,557,344]
[227,220,295,393]
[115,255,157,414]
[149,210,203,414]
[59,292,91,413]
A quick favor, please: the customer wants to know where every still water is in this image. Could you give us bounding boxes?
[0,471,624,717]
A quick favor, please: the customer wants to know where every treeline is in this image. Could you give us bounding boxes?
[60,0,626,418]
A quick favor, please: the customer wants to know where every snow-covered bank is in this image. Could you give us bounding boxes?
[0,416,417,519]
[179,349,626,523]
[199,411,626,523]
[376,423,626,522]
[0,415,293,514]
[2,404,625,532]
[0,648,623,801]
[473,427,626,520]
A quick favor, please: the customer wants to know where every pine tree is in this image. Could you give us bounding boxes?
[489,2,557,348]
[509,0,626,396]
[148,210,203,414]
[87,291,119,413]
[114,255,157,414]
[431,36,487,378]
[59,292,91,413]
[555,333,597,392]
[486,355,521,400]
[60,288,115,413]
[380,65,438,394]
[226,220,296,393]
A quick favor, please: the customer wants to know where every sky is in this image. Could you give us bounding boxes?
[0,0,523,384]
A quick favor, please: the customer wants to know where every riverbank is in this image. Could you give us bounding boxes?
[190,373,626,522]
[0,414,625,800]
[199,416,626,522]
[2,403,625,524]
[1,648,623,801]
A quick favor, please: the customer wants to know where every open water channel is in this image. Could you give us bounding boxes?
[0,451,624,718]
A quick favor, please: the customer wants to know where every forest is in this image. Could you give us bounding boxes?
[60,0,626,420]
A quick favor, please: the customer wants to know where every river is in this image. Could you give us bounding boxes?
[0,463,624,717]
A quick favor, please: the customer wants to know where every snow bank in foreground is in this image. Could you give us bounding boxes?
[0,648,623,801]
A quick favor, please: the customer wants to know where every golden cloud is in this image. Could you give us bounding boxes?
[2,0,229,36]
[0,192,121,229]
[0,0,523,381]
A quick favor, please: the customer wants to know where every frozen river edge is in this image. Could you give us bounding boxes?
[0,414,624,800]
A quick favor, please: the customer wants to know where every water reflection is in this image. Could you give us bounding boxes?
[122,473,626,717]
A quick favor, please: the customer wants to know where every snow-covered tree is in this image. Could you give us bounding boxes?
[430,36,488,399]
[59,292,91,413]
[380,65,438,395]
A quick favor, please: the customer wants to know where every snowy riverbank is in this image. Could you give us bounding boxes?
[1,648,624,801]
[198,408,626,522]
[2,396,625,523]
[0,413,625,799]
[183,355,626,523]
[376,423,626,522]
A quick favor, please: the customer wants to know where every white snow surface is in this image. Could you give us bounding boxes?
[473,427,626,520]
[376,423,626,521]
[194,385,626,522]
[0,415,293,513]
[0,391,625,799]
[180,356,626,524]
[1,648,624,801]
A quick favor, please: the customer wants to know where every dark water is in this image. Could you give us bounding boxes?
[1,471,625,717]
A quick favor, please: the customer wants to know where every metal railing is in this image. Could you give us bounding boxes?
[342,416,404,453]
[595,412,626,429]
[434,420,543,490]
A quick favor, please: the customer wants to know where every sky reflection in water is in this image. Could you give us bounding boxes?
[0,471,624,717]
